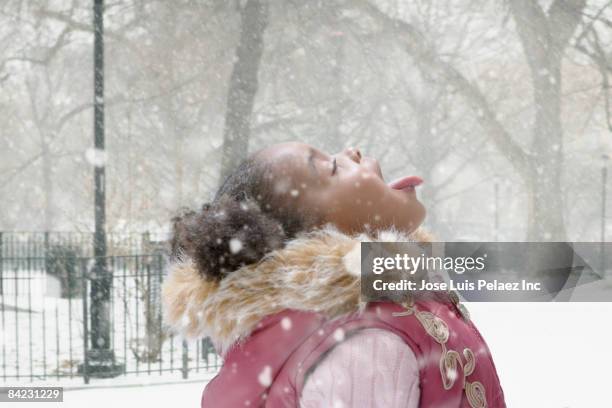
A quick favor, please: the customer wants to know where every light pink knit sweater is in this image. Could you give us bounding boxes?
[300,328,420,408]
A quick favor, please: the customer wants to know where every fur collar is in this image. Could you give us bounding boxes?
[162,225,431,355]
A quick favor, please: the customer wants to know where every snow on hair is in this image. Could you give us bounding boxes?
[171,197,286,280]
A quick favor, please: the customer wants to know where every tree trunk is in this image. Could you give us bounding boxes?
[219,0,268,183]
[527,62,566,241]
[325,25,346,153]
[509,0,586,241]
[42,139,54,230]
[413,99,437,230]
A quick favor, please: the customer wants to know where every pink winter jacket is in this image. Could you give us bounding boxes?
[300,328,420,407]
[162,226,505,407]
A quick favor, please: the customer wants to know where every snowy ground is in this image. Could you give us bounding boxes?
[469,302,612,408]
[2,375,213,407]
[61,380,207,407]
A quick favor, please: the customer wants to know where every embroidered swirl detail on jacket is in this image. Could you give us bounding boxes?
[415,311,449,344]
[391,296,415,317]
[463,348,476,376]
[440,349,461,389]
[465,381,487,408]
[396,302,488,407]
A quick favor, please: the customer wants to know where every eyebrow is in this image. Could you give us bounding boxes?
[307,147,318,175]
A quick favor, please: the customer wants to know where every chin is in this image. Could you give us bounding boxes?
[414,202,427,227]
[402,203,426,232]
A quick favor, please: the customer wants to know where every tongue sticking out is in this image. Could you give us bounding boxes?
[388,175,423,191]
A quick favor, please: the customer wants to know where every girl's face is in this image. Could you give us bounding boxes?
[257,142,426,234]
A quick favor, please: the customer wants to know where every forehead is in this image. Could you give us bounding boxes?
[257,142,310,162]
[257,142,312,172]
[255,142,322,190]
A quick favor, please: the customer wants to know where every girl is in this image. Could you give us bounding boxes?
[162,142,506,407]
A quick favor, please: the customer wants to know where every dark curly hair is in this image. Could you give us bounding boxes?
[170,157,316,281]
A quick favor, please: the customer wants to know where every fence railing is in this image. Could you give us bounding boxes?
[0,254,220,383]
[0,231,169,261]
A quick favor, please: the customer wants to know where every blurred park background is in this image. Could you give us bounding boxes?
[1,0,612,386]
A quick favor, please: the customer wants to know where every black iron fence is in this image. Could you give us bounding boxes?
[0,253,221,383]
[0,231,168,261]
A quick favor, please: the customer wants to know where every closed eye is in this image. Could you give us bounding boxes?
[331,157,337,175]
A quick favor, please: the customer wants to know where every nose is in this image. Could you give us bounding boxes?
[343,147,362,163]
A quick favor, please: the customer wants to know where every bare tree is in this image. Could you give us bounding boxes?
[574,1,612,131]
[220,0,268,182]
[354,0,587,241]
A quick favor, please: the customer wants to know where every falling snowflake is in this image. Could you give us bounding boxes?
[229,238,243,254]
[447,368,458,382]
[85,148,107,167]
[333,328,345,342]
[281,317,292,330]
[211,138,222,149]
[258,365,272,387]
[290,189,299,197]
[332,399,346,408]
[274,179,291,195]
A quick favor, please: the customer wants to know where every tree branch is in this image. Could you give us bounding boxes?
[548,0,588,50]
[351,0,531,171]
[509,0,552,72]
[0,152,44,190]
[36,9,144,57]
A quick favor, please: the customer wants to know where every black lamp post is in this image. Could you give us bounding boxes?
[79,0,123,379]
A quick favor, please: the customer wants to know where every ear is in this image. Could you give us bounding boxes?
[342,242,362,277]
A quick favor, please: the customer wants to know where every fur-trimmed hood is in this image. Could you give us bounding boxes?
[162,225,431,355]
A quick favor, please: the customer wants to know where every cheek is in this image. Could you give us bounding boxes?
[332,174,389,210]
[341,177,426,228]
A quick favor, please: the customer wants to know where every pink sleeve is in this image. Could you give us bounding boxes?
[299,328,420,408]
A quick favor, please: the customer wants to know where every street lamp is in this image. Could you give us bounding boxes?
[78,0,123,380]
